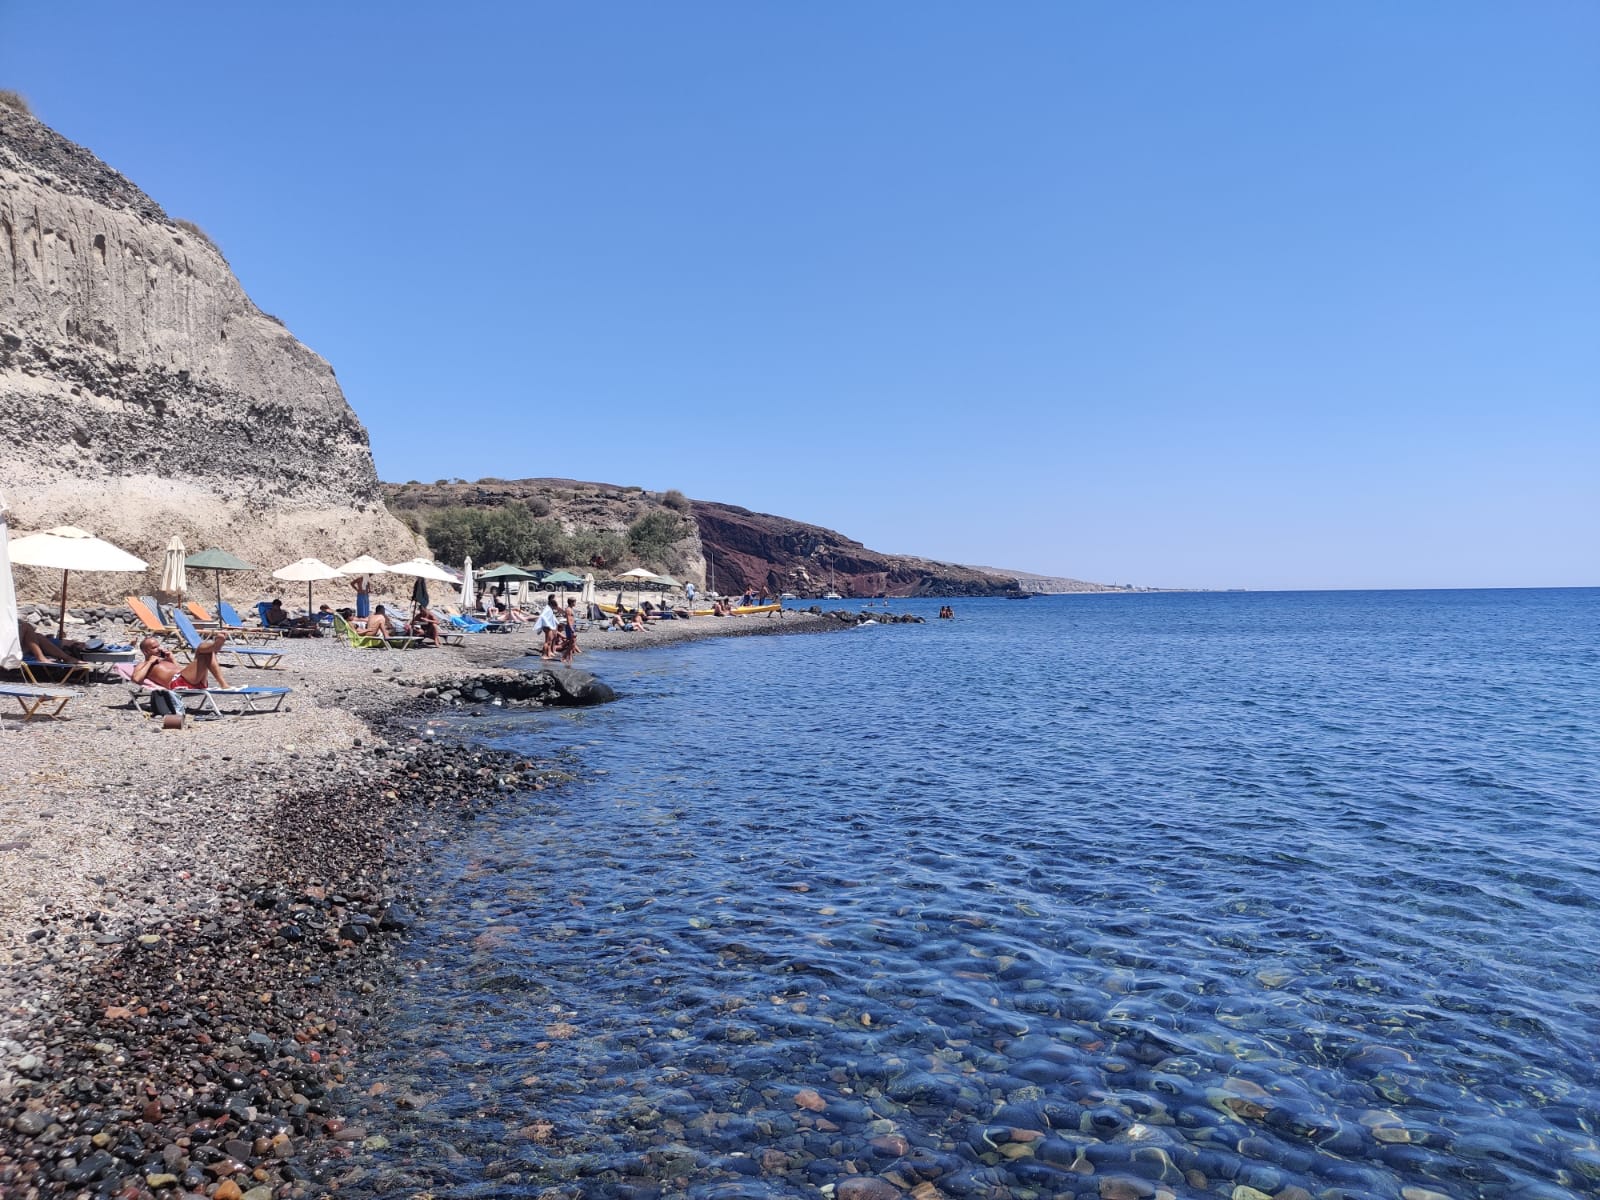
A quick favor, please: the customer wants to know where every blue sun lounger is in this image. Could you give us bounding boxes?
[169,610,286,669]
[0,681,83,723]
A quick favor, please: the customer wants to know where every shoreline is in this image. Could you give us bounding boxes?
[0,609,843,1195]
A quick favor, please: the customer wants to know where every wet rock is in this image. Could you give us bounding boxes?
[835,1176,904,1200]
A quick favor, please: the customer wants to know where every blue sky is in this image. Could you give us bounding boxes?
[5,2,1596,588]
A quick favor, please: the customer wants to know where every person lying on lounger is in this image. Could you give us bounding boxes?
[18,619,87,664]
[133,633,230,690]
[358,605,401,639]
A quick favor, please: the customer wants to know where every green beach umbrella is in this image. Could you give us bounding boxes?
[541,570,584,586]
[476,563,542,581]
[185,547,257,612]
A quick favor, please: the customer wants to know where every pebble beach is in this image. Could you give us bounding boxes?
[0,606,840,1198]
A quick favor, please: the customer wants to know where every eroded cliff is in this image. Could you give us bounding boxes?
[692,501,1021,597]
[0,100,419,600]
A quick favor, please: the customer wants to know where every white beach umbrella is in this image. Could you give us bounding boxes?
[9,525,149,638]
[579,572,595,610]
[619,566,658,610]
[337,554,390,612]
[337,554,391,576]
[460,556,476,611]
[159,535,187,601]
[0,493,20,671]
[271,556,345,614]
[386,558,458,583]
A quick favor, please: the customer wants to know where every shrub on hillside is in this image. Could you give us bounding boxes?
[662,488,691,512]
[627,510,688,562]
[421,504,626,571]
[0,90,32,115]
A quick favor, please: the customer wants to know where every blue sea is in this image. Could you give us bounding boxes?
[355,589,1600,1200]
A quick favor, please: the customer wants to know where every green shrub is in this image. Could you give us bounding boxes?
[420,504,627,571]
[662,488,691,512]
[627,510,687,562]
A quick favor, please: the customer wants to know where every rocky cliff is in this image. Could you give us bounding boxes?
[691,501,1021,597]
[0,99,419,601]
[384,477,1028,597]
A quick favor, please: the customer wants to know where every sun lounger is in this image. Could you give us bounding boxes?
[333,614,420,650]
[184,601,223,627]
[126,596,178,638]
[213,600,276,642]
[0,681,83,722]
[169,610,285,669]
[114,664,291,720]
[18,656,90,686]
[443,608,513,633]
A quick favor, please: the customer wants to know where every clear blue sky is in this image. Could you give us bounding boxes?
[5,2,1596,589]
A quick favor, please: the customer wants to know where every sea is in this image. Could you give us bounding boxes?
[351,588,1600,1200]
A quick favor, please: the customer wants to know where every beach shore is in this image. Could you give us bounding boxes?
[0,608,837,1196]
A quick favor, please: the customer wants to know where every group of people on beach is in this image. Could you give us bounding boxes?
[533,593,581,665]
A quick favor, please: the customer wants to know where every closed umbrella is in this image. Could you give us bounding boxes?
[185,547,257,613]
[271,557,344,615]
[580,573,595,611]
[460,556,475,612]
[0,492,20,671]
[9,525,149,640]
[159,536,187,603]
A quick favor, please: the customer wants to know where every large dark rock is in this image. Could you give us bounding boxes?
[542,668,616,706]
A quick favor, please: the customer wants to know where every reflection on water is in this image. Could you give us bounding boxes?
[356,591,1600,1199]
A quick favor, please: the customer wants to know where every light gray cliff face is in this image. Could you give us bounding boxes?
[0,102,420,599]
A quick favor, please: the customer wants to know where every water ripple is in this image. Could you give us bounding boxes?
[357,590,1600,1200]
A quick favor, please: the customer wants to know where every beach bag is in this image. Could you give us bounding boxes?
[149,690,181,717]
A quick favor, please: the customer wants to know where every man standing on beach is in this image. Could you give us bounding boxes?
[536,594,560,661]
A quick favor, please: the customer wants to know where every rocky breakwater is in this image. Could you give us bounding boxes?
[807,607,925,627]
[693,500,1023,599]
[418,668,616,709]
[0,735,571,1200]
[0,98,419,602]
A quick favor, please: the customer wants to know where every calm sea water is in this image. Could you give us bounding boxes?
[354,589,1600,1200]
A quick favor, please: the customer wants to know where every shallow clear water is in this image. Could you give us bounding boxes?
[357,590,1600,1199]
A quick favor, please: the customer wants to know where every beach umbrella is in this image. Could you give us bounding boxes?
[0,492,20,671]
[476,563,541,582]
[460,556,475,611]
[337,554,390,617]
[159,536,187,601]
[386,558,458,583]
[580,572,595,611]
[475,562,540,607]
[271,557,344,614]
[541,569,584,607]
[619,566,659,610]
[185,547,257,612]
[9,525,149,639]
